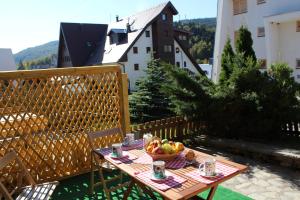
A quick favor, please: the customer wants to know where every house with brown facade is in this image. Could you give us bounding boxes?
[57,1,202,90]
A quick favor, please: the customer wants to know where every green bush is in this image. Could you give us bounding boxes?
[164,57,300,141]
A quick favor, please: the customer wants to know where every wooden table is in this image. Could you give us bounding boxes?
[103,147,248,200]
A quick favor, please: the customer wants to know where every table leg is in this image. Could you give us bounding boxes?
[89,153,94,194]
[122,180,135,200]
[207,185,218,200]
[136,182,156,199]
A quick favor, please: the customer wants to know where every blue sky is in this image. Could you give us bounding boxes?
[0,0,217,53]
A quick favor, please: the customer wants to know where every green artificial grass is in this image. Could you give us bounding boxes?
[50,172,252,200]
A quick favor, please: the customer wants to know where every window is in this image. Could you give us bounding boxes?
[176,47,180,53]
[179,35,183,40]
[259,59,267,69]
[184,61,187,67]
[145,30,150,37]
[296,59,300,69]
[297,74,300,79]
[133,47,138,54]
[146,47,151,54]
[233,0,247,15]
[257,27,265,37]
[64,56,70,62]
[182,35,187,40]
[164,45,172,53]
[176,62,180,67]
[134,64,139,71]
[162,13,167,21]
[257,0,266,4]
[297,21,300,32]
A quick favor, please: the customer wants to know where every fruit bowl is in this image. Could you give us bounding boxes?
[145,137,185,161]
[147,150,184,161]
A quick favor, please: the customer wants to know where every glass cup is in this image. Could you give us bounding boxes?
[112,143,123,158]
[152,160,166,179]
[199,157,216,176]
[126,133,135,145]
[143,133,153,149]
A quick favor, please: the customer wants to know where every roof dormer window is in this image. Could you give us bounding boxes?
[108,29,128,45]
[162,13,167,21]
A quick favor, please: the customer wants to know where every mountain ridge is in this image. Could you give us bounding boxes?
[14,41,59,63]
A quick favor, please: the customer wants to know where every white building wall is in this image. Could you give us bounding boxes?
[214,0,300,82]
[278,21,300,78]
[0,49,16,71]
[122,25,153,90]
[174,40,198,74]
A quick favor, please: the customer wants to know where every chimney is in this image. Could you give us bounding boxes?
[126,23,131,33]
[116,15,119,22]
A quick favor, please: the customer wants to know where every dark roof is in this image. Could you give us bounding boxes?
[173,28,193,35]
[107,29,127,35]
[59,23,108,66]
[174,37,205,75]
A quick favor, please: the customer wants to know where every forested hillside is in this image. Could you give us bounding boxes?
[14,41,58,63]
[174,17,216,63]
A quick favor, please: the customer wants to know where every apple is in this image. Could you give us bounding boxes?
[161,139,168,144]
[162,143,175,154]
[152,146,164,154]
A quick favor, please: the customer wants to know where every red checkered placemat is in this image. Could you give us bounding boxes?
[135,170,187,191]
[122,139,144,151]
[106,152,137,164]
[134,153,186,169]
[185,161,238,184]
[95,148,137,164]
[166,154,186,169]
[134,153,152,164]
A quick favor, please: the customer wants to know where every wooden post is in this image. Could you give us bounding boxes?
[120,73,130,134]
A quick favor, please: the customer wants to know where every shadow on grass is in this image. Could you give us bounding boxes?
[50,171,252,200]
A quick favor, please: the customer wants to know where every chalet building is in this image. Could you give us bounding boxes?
[57,1,202,90]
[213,0,300,82]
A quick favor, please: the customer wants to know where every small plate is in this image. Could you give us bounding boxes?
[185,160,198,166]
[199,171,223,179]
[150,171,173,182]
[109,152,129,159]
[122,141,138,147]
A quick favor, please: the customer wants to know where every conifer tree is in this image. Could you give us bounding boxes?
[235,26,256,61]
[129,58,174,123]
[219,38,235,84]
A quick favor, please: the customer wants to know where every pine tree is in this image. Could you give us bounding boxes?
[163,64,213,121]
[235,26,256,61]
[129,58,174,123]
[219,38,235,84]
[17,60,25,70]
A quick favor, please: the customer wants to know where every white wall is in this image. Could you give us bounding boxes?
[0,49,16,71]
[199,64,212,79]
[214,0,300,82]
[278,21,300,79]
[213,0,234,82]
[174,40,198,74]
[123,25,153,90]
